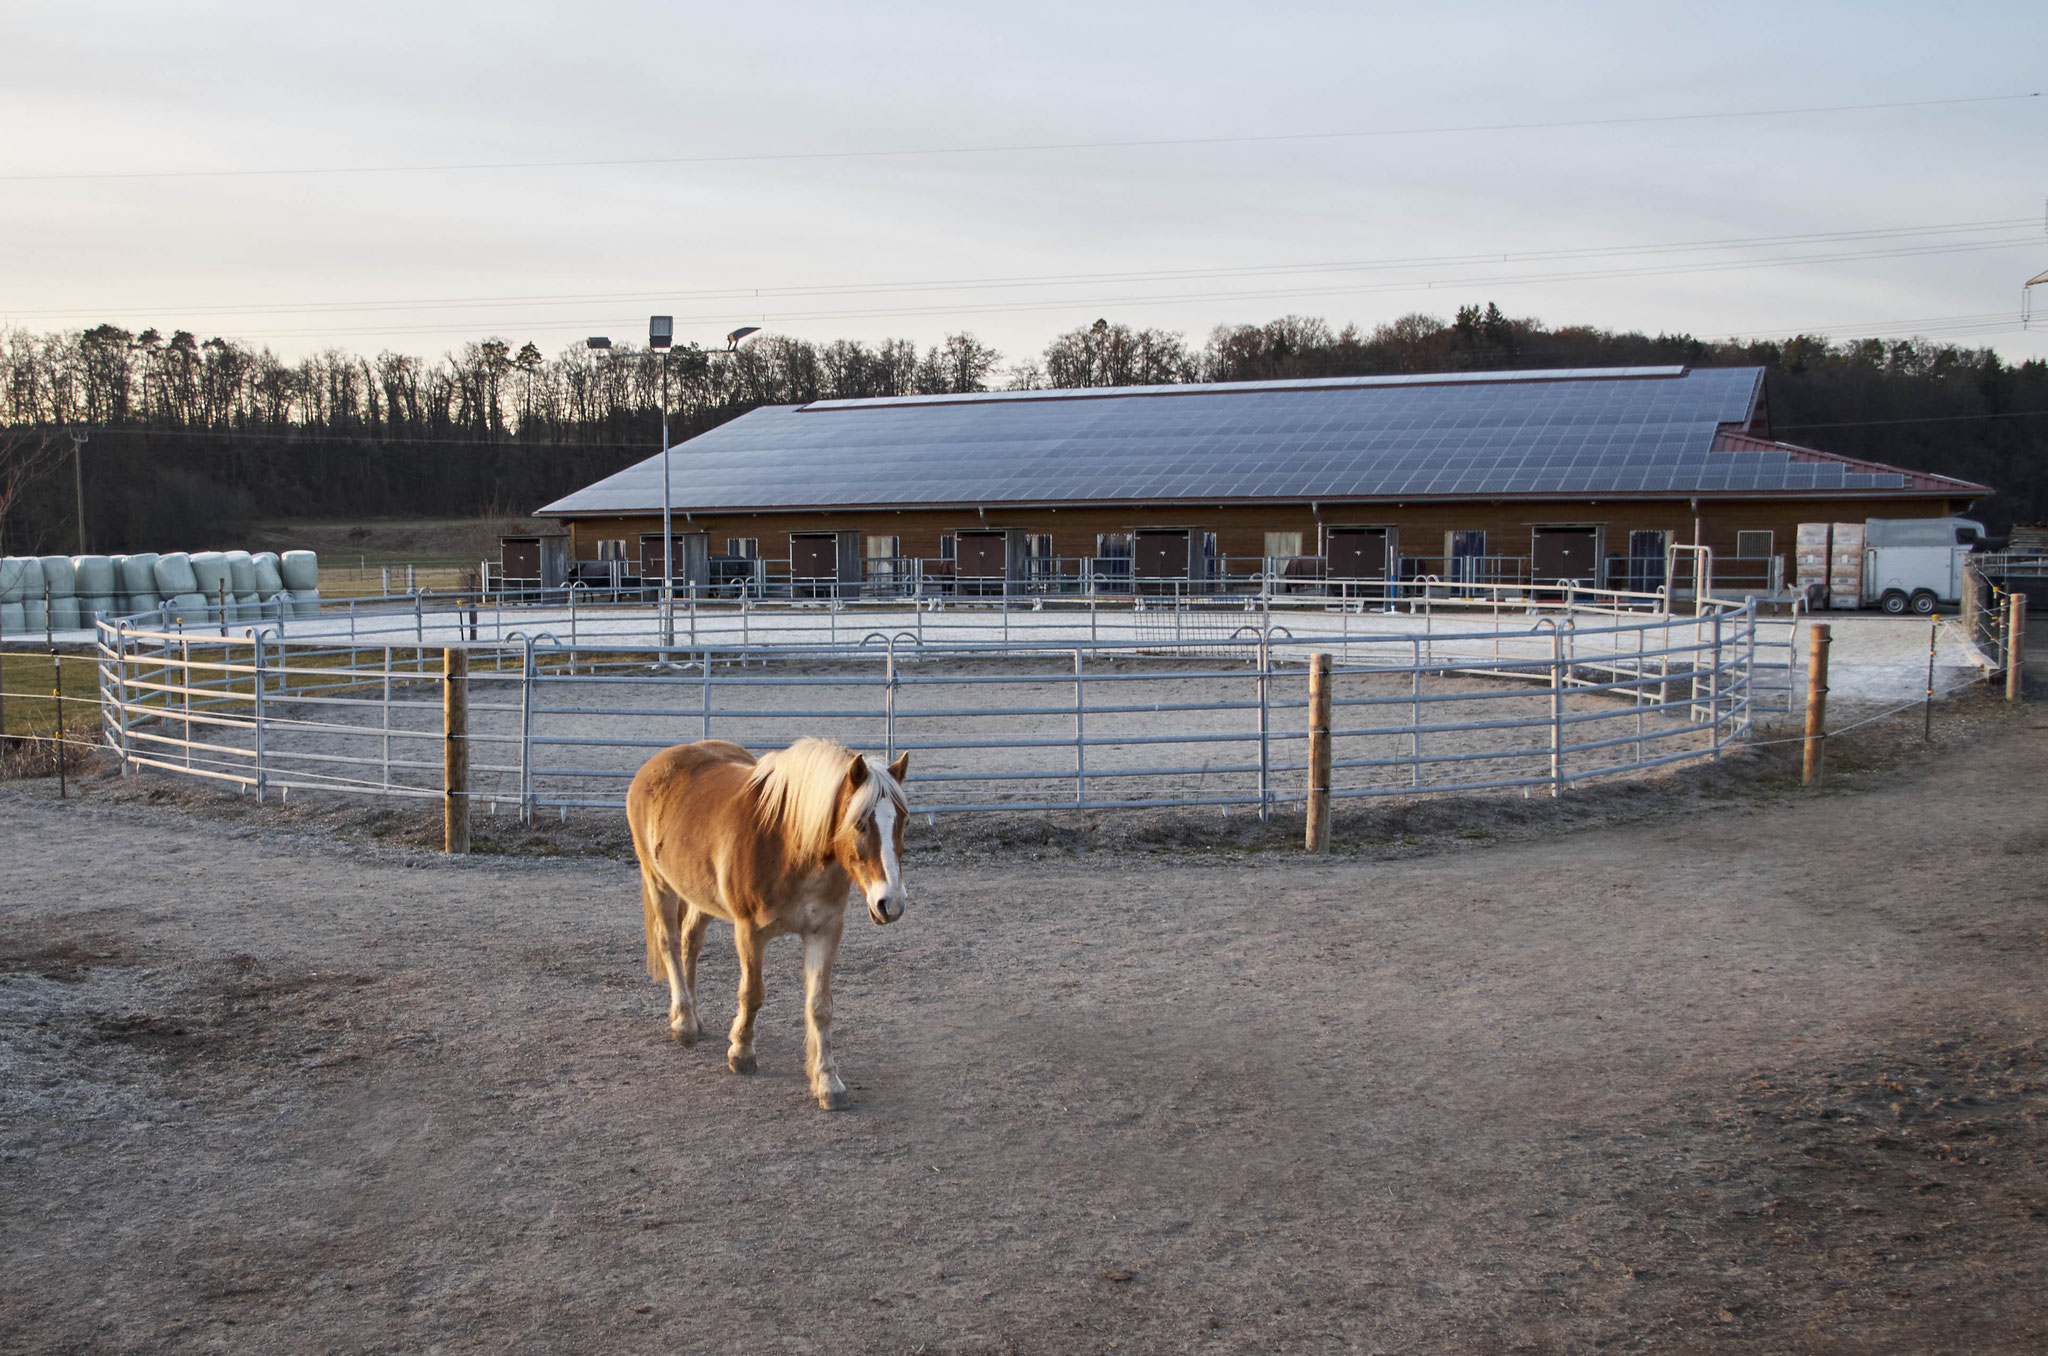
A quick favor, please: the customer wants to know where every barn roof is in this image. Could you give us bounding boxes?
[538,365,1983,517]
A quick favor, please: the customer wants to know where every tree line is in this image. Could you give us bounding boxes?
[0,305,2042,553]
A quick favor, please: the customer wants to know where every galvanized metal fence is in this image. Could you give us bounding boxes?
[92,587,1782,820]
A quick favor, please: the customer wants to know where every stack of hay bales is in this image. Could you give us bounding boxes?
[0,547,319,631]
[0,556,34,633]
[37,556,79,631]
[153,552,209,623]
[280,550,321,617]
[73,555,120,623]
[252,552,286,618]
[116,553,160,616]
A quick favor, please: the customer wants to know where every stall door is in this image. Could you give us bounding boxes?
[1626,531,1668,594]
[501,538,540,583]
[1326,527,1390,579]
[956,530,1008,578]
[1134,528,1191,579]
[790,533,838,579]
[638,533,710,587]
[1532,527,1599,583]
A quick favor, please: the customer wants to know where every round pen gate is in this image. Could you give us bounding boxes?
[92,586,1793,824]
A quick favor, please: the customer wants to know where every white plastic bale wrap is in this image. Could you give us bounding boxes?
[289,588,321,618]
[0,601,23,634]
[83,597,119,624]
[73,555,117,595]
[166,593,209,624]
[234,592,261,622]
[188,552,232,620]
[252,552,283,593]
[126,595,159,617]
[21,598,45,631]
[118,552,159,593]
[49,597,82,630]
[226,551,257,599]
[279,550,319,592]
[0,556,38,603]
[36,555,76,598]
[154,552,199,596]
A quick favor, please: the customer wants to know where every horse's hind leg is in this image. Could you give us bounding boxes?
[644,869,699,1045]
[727,921,767,1075]
[802,919,847,1110]
[674,908,709,1046]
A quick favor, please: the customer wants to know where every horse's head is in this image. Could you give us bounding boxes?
[835,752,910,925]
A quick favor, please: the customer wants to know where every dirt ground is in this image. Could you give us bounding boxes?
[2,690,2045,1353]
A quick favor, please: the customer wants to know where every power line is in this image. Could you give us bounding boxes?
[9,217,2031,323]
[2,92,2036,184]
[97,235,2038,342]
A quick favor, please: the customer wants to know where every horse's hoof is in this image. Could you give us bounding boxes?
[728,1052,757,1075]
[816,1088,848,1111]
[670,1025,698,1048]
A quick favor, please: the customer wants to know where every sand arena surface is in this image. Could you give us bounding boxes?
[2,689,2044,1353]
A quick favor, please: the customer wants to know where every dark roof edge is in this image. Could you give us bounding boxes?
[541,486,1975,519]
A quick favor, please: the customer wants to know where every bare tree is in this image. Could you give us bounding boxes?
[0,425,64,556]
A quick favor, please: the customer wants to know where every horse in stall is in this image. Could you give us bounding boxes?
[627,737,910,1110]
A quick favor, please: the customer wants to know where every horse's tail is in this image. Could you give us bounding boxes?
[641,865,669,980]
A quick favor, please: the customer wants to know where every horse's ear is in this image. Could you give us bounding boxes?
[845,754,869,789]
[888,752,909,784]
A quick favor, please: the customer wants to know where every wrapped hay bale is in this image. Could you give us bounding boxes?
[153,552,199,597]
[279,550,319,592]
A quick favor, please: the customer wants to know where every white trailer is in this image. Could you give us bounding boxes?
[1861,517,1985,614]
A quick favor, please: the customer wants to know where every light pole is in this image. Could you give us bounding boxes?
[588,322,760,646]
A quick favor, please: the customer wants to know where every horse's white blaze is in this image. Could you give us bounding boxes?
[865,794,902,916]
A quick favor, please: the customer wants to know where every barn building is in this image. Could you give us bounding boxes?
[530,365,1984,597]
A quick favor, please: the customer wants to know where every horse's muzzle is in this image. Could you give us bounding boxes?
[867,893,904,925]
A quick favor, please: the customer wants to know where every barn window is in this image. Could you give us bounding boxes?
[865,535,900,582]
[1265,531,1303,561]
[939,534,956,561]
[1025,533,1054,559]
[1735,530,1773,559]
[726,537,758,559]
[1096,532,1132,560]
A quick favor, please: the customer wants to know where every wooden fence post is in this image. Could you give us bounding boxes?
[2008,593,2028,703]
[444,647,469,854]
[1306,652,1331,853]
[1803,623,1830,788]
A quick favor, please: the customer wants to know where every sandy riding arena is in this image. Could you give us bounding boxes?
[3,696,2045,1353]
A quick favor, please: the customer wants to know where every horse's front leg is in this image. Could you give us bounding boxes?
[727,921,767,1075]
[803,917,847,1110]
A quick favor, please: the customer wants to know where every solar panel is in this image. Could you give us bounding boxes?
[539,365,1925,515]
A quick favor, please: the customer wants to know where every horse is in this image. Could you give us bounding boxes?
[626,737,910,1110]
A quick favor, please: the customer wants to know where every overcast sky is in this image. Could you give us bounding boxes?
[1,1,2042,368]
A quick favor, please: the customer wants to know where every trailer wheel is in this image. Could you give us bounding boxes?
[1879,589,1910,615]
[1910,590,1938,615]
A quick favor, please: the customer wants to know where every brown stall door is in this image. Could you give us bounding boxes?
[502,540,540,580]
[1134,529,1191,578]
[790,533,838,579]
[1326,527,1389,579]
[956,531,1008,578]
[1532,527,1599,582]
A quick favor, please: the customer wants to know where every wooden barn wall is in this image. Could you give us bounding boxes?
[559,496,1972,567]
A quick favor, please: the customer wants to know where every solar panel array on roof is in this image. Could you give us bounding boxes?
[539,365,1926,516]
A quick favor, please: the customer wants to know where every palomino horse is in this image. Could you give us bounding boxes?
[627,737,910,1110]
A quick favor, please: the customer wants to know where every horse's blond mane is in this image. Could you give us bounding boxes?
[746,737,904,861]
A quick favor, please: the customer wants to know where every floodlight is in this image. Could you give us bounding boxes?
[586,336,612,350]
[649,315,673,349]
[727,326,762,350]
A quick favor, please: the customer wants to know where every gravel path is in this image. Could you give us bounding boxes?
[2,701,2044,1353]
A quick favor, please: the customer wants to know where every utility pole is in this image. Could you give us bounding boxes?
[69,428,89,552]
